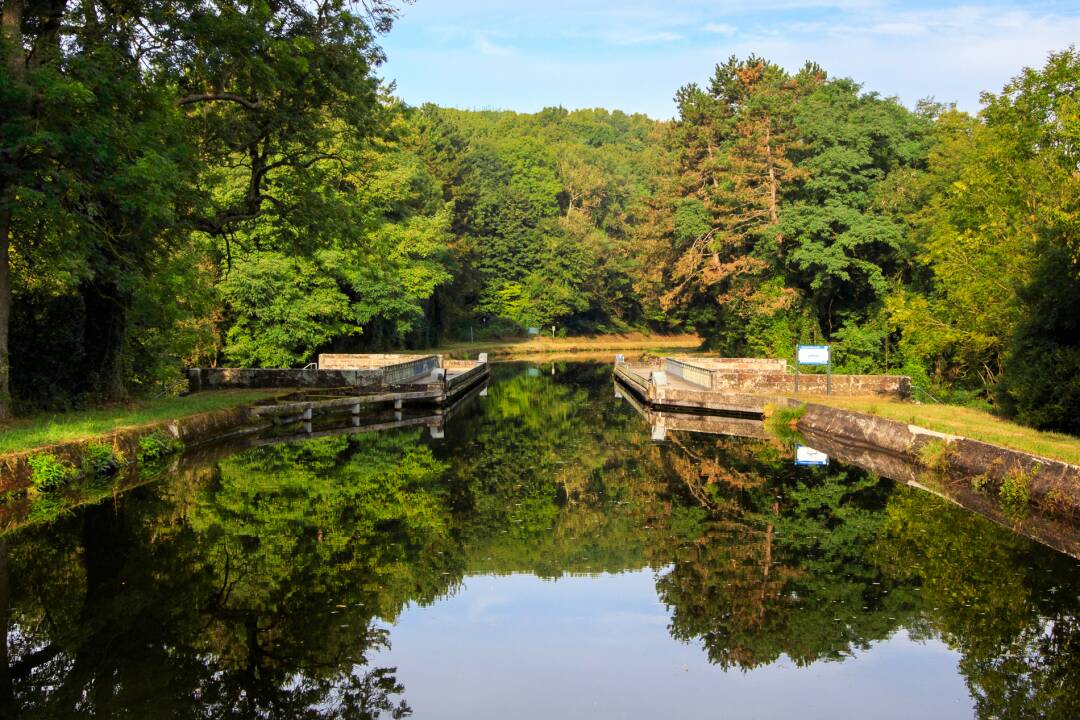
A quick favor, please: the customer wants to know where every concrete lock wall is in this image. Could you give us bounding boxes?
[708,371,910,398]
[187,367,383,391]
[673,357,788,373]
[317,353,424,370]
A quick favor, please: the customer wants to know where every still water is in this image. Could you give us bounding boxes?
[2,363,1078,718]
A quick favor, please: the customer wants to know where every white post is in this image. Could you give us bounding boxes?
[651,419,667,441]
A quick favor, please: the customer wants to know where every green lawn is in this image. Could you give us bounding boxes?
[0,390,281,455]
[811,396,1080,466]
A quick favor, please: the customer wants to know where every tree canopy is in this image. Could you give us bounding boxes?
[0,6,1076,431]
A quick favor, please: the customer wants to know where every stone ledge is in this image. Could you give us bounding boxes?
[796,403,1080,523]
[0,404,267,494]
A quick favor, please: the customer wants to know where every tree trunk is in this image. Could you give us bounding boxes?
[1,0,24,420]
[80,279,129,401]
[0,205,11,419]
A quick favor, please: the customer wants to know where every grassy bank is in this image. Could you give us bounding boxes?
[434,332,701,358]
[0,390,280,456]
[808,396,1080,466]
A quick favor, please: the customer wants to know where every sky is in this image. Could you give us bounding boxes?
[371,571,972,719]
[378,0,1080,119]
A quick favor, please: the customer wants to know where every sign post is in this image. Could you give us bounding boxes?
[795,344,831,395]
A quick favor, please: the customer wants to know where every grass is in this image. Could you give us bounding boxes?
[804,396,1080,466]
[430,332,701,358]
[0,390,281,455]
[764,403,806,444]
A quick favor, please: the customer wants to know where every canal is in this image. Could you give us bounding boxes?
[1,362,1078,718]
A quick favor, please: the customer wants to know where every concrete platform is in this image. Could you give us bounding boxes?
[613,355,909,417]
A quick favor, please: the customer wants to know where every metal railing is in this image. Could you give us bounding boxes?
[382,355,439,386]
[664,357,713,389]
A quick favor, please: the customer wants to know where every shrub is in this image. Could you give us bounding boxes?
[917,439,951,475]
[765,404,806,444]
[82,442,125,478]
[137,431,183,466]
[27,453,77,493]
[999,465,1034,517]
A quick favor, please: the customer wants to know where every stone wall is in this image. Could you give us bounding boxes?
[708,371,910,398]
[672,356,788,373]
[797,403,1080,525]
[187,367,382,391]
[317,353,428,370]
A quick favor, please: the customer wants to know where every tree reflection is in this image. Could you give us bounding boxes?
[0,363,1077,718]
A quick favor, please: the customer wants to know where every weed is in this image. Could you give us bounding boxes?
[26,453,77,493]
[970,473,991,493]
[999,465,1035,518]
[137,431,183,464]
[1043,488,1075,518]
[917,439,951,475]
[26,494,69,523]
[81,442,125,478]
[765,404,806,444]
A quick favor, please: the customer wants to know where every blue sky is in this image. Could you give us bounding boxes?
[378,0,1080,118]
[371,571,972,719]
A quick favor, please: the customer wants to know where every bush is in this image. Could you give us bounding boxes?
[999,466,1034,518]
[27,453,77,493]
[81,442,125,478]
[765,404,806,444]
[917,439,951,475]
[137,431,183,465]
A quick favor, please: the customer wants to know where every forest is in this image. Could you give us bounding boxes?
[1,0,1078,431]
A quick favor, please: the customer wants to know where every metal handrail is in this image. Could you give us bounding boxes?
[664,357,713,389]
[382,355,439,386]
[910,383,942,403]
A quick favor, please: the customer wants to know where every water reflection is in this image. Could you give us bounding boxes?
[1,363,1078,718]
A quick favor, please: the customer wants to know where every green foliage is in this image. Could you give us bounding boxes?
[765,404,806,444]
[220,252,355,367]
[27,453,77,493]
[999,466,1033,517]
[916,439,951,475]
[81,442,124,478]
[136,431,183,466]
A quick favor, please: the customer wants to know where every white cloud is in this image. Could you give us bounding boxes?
[474,33,513,57]
[600,30,685,45]
[704,23,737,35]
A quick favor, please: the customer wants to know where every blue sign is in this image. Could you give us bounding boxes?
[797,345,830,365]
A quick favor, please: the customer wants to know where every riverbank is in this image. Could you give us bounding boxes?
[777,397,1080,527]
[432,332,701,358]
[0,390,280,455]
[797,395,1080,466]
